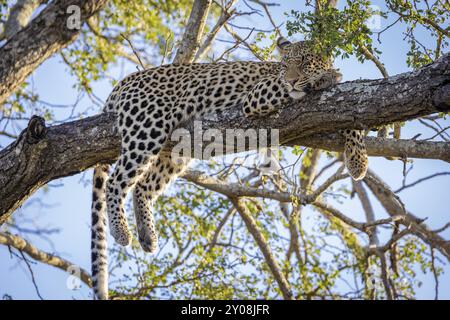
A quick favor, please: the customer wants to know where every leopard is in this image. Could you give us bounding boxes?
[90,37,368,299]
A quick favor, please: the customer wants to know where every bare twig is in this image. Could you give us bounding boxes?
[120,34,146,70]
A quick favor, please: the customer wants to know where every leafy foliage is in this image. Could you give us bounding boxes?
[286,0,448,67]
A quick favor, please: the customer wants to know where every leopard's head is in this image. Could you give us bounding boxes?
[277,37,333,99]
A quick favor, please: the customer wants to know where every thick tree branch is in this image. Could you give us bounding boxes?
[301,135,450,163]
[0,53,449,225]
[0,232,92,287]
[0,0,109,105]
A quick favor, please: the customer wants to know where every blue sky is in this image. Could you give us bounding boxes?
[0,1,449,299]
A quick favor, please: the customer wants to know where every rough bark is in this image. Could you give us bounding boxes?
[0,53,449,225]
[0,0,48,40]
[0,0,109,105]
[0,114,117,224]
[364,170,450,261]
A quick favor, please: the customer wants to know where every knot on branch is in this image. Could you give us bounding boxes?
[26,115,47,144]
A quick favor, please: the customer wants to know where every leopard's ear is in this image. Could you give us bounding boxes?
[276,37,291,52]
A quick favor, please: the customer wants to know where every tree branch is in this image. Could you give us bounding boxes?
[173,0,212,64]
[301,135,450,163]
[0,0,109,105]
[0,232,92,287]
[364,170,450,262]
[195,0,238,61]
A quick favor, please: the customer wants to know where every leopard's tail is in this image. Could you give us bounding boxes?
[91,164,110,300]
[342,129,368,180]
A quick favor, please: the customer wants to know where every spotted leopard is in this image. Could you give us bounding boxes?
[90,37,368,299]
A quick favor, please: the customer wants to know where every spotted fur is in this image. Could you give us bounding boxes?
[90,37,368,299]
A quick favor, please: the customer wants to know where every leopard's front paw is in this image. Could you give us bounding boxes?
[311,69,343,91]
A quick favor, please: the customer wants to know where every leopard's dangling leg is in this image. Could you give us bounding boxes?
[106,99,184,247]
[132,154,191,253]
[341,129,368,180]
[106,148,157,246]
